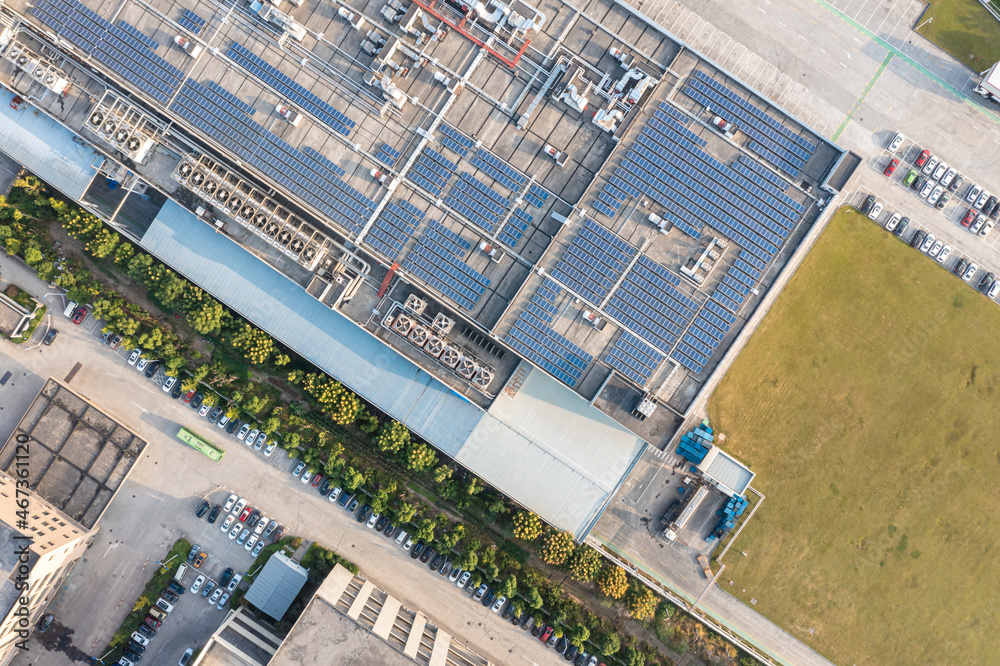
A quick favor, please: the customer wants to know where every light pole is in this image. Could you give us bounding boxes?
[915,16,933,31]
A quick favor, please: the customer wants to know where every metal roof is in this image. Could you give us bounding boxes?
[699,446,755,497]
[0,88,101,200]
[243,551,309,621]
[139,203,646,538]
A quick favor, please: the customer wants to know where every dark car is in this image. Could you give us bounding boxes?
[574,650,587,666]
[564,644,579,661]
[196,501,210,518]
[985,196,998,217]
[439,559,453,576]
[420,547,436,564]
[953,258,969,277]
[143,616,161,630]
[429,553,444,571]
[910,175,925,191]
[208,407,223,423]
[482,589,496,607]
[411,543,425,560]
[375,515,388,532]
[190,392,204,409]
[521,613,534,630]
[383,523,396,539]
[894,216,909,237]
[909,229,927,249]
[122,649,143,662]
[161,590,179,603]
[226,418,240,434]
[171,381,184,399]
[38,614,53,633]
[220,567,234,588]
[860,194,875,215]
[127,641,146,654]
[502,604,516,621]
[338,492,352,507]
[346,498,359,514]
[246,509,261,529]
[356,505,372,523]
[42,329,58,346]
[319,479,333,495]
[555,637,568,654]
[979,272,996,292]
[948,174,964,192]
[511,608,523,625]
[143,361,159,378]
[270,525,285,542]
[167,580,186,595]
[208,504,222,524]
[935,193,950,210]
[530,623,542,637]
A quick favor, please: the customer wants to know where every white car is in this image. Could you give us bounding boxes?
[245,535,259,552]
[867,201,883,221]
[990,281,1000,299]
[246,429,259,447]
[252,541,264,557]
[927,240,943,258]
[980,220,994,238]
[394,529,408,545]
[927,186,944,206]
[932,161,948,181]
[921,155,938,176]
[217,415,230,429]
[217,592,231,610]
[941,168,957,188]
[403,537,414,552]
[135,358,149,372]
[884,213,901,232]
[223,494,238,512]
[209,588,223,604]
[155,598,174,613]
[228,523,243,539]
[456,570,471,588]
[191,574,206,594]
[967,184,982,203]
[221,514,234,532]
[199,403,211,417]
[227,574,242,592]
[232,498,246,516]
[236,424,251,441]
[254,516,268,535]
[919,233,936,253]
[919,179,935,198]
[161,376,176,393]
[300,468,313,484]
[130,632,150,646]
[971,215,987,234]
[936,245,951,264]
[975,190,990,210]
[254,432,267,450]
[963,262,978,282]
[887,132,904,153]
[366,513,380,529]
[328,487,342,503]
[491,596,506,613]
[127,348,142,366]
[263,442,276,457]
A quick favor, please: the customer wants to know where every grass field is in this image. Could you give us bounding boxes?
[916,0,1000,67]
[708,208,1000,665]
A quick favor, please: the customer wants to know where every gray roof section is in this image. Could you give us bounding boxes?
[702,448,754,497]
[0,88,101,200]
[139,203,646,538]
[244,552,309,620]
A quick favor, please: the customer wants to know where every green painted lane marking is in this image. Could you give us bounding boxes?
[812,0,1000,128]
[833,52,893,141]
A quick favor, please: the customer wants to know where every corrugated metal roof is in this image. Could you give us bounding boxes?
[0,88,101,200]
[244,552,309,620]
[702,447,754,496]
[139,204,646,538]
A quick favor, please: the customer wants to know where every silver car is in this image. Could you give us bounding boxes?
[927,185,944,206]
[936,245,951,264]
[975,190,991,210]
[941,168,957,188]
[963,262,978,282]
[237,529,251,545]
[921,155,938,176]
[919,233,936,253]
[919,179,935,198]
[932,161,948,181]
[966,184,982,203]
[927,240,943,258]
[980,220,994,238]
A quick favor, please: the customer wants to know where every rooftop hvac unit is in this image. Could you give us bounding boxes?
[288,236,306,255]
[456,356,477,379]
[275,228,293,246]
[472,366,493,388]
[263,220,281,237]
[408,324,429,347]
[440,346,461,368]
[213,184,232,206]
[582,310,601,326]
[708,250,720,261]
[404,294,427,315]
[88,110,105,127]
[393,313,414,336]
[238,202,257,221]
[300,244,319,264]
[201,178,219,196]
[432,313,454,335]
[253,209,271,229]
[174,161,194,182]
[189,170,207,188]
[424,336,445,358]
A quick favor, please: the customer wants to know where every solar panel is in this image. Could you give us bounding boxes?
[117,20,158,50]
[205,81,256,116]
[471,149,527,192]
[376,143,401,167]
[404,220,489,310]
[178,15,202,35]
[365,199,424,257]
[604,331,664,385]
[505,305,593,388]
[551,219,636,304]
[440,123,475,156]
[182,8,207,27]
[226,42,355,137]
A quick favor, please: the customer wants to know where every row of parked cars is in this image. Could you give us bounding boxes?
[118,574,196,665]
[211,493,286,555]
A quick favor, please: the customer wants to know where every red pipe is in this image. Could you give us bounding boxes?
[411,0,530,68]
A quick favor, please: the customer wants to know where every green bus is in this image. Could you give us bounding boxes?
[176,427,225,462]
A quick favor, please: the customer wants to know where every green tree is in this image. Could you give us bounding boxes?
[512,510,543,542]
[498,574,517,599]
[623,645,644,666]
[376,420,409,454]
[201,392,217,408]
[301,372,361,424]
[433,464,453,484]
[540,530,575,566]
[370,489,390,515]
[273,353,290,367]
[188,298,226,335]
[126,252,154,281]
[341,466,365,492]
[597,564,628,600]
[406,442,436,471]
[85,227,119,258]
[568,624,590,649]
[600,632,621,657]
[456,550,478,572]
[625,583,657,621]
[568,545,602,582]
[23,244,43,266]
[395,501,417,524]
[229,323,277,366]
[437,524,465,552]
[415,519,435,544]
[113,241,134,267]
[525,586,543,609]
[357,409,379,434]
[484,563,499,580]
[262,416,281,434]
[4,237,19,255]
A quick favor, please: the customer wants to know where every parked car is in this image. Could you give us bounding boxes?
[208,406,222,422]
[300,467,314,484]
[948,174,963,192]
[161,376,176,393]
[555,637,568,654]
[357,505,373,524]
[936,245,951,264]
[919,233,936,253]
[473,584,488,601]
[190,575,206,594]
[161,589,179,604]
[935,192,950,210]
[457,571,471,588]
[963,262,978,283]
[491,596,506,613]
[217,415,230,429]
[198,403,211,417]
[196,501,210,518]
[894,216,908,237]
[311,473,323,489]
[254,432,267,449]
[921,155,938,176]
[383,522,396,539]
[908,229,926,249]
[155,598,174,613]
[902,169,918,187]
[420,547,436,564]
[43,329,58,346]
[72,306,88,325]
[926,240,943,258]
[128,348,142,366]
[208,505,222,524]
[179,648,194,666]
[270,525,285,542]
[252,541,265,557]
[978,272,996,292]
[227,573,242,592]
[226,419,240,435]
[291,460,306,476]
[217,592,231,610]
[962,208,978,227]
[971,215,987,234]
[932,161,948,181]
[221,515,234,532]
[941,167,957,188]
[411,542,425,559]
[262,519,278,539]
[565,644,580,661]
[887,131,904,152]
[394,529,408,545]
[237,529,251,545]
[482,589,496,607]
[859,194,875,215]
[989,281,1000,300]
[228,523,243,539]
[882,158,898,177]
[136,358,149,373]
[975,190,991,209]
[254,516,268,535]
[328,487,342,503]
[236,424,251,441]
[967,184,983,203]
[130,632,151,647]
[867,201,883,220]
[914,148,929,168]
[981,220,995,238]
[244,535,258,551]
[919,178,934,198]
[910,175,925,192]
[143,361,159,378]
[193,551,207,568]
[167,580,186,595]
[246,509,261,529]
[884,213,900,232]
[143,616,161,630]
[429,553,444,570]
[540,625,554,643]
[927,185,944,206]
[171,382,184,399]
[952,258,969,277]
[223,494,238,513]
[239,506,252,522]
[210,588,224,605]
[263,441,277,457]
[190,393,204,410]
[187,544,201,562]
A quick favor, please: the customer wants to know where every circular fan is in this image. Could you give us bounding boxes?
[32,67,45,79]
[16,55,28,67]
[393,314,414,336]
[457,356,477,378]
[216,188,231,202]
[264,221,280,236]
[409,325,429,346]
[89,111,104,127]
[126,137,141,152]
[43,75,55,85]
[440,346,460,368]
[301,246,317,262]
[102,120,117,134]
[276,230,292,245]
[473,367,494,388]
[114,129,129,143]
[178,163,193,178]
[7,46,21,60]
[240,205,255,220]
[190,171,206,186]
[289,238,305,254]
[253,213,267,228]
[203,180,218,195]
[425,337,444,357]
[228,197,243,211]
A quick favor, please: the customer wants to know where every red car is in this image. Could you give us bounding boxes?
[182,390,195,404]
[962,208,978,227]
[143,616,162,630]
[310,474,323,488]
[914,149,930,168]
[539,625,553,643]
[883,158,899,177]
[71,306,88,325]
[239,506,252,522]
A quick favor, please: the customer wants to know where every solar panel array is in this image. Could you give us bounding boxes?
[366,199,423,258]
[178,9,205,35]
[440,123,475,157]
[471,150,527,192]
[226,42,355,137]
[672,300,736,374]
[408,148,454,197]
[710,250,762,314]
[302,146,346,178]
[205,81,256,116]
[504,280,593,388]
[117,20,158,50]
[605,255,699,354]
[594,102,805,267]
[525,184,549,209]
[376,143,401,167]
[499,208,531,248]
[405,220,489,311]
[682,71,816,177]
[604,331,664,386]
[739,155,788,190]
[445,173,510,234]
[551,219,636,304]
[31,0,184,104]
[171,79,374,236]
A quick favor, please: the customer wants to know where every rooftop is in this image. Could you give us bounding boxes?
[0,291,30,338]
[0,379,146,529]
[244,551,309,621]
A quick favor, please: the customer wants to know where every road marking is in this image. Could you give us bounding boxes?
[777,19,786,26]
[832,51,893,141]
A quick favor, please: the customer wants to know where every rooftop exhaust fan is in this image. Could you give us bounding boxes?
[89,111,104,126]
[239,205,256,220]
[393,313,414,336]
[253,212,268,228]
[190,171,206,186]
[177,162,193,179]
[425,336,445,357]
[409,325,429,347]
[440,346,460,368]
[113,129,130,144]
[456,356,477,379]
[289,238,305,254]
[202,180,218,195]
[264,221,280,237]
[215,188,231,203]
[404,294,427,315]
[276,229,292,245]
[227,196,242,211]
[473,366,493,388]
[301,245,318,263]
[102,119,117,134]
[126,136,142,152]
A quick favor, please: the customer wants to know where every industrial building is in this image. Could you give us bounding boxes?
[0,0,846,536]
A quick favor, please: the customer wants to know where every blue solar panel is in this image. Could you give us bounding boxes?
[440,124,475,155]
[182,8,207,26]
[171,79,373,237]
[471,150,527,192]
[376,143,401,167]
[117,20,158,50]
[525,184,549,209]
[551,219,636,304]
[31,0,184,105]
[404,220,489,310]
[505,307,593,388]
[205,81,256,116]
[178,16,202,35]
[226,42,355,137]
[605,331,664,385]
[738,155,790,191]
[365,199,424,257]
